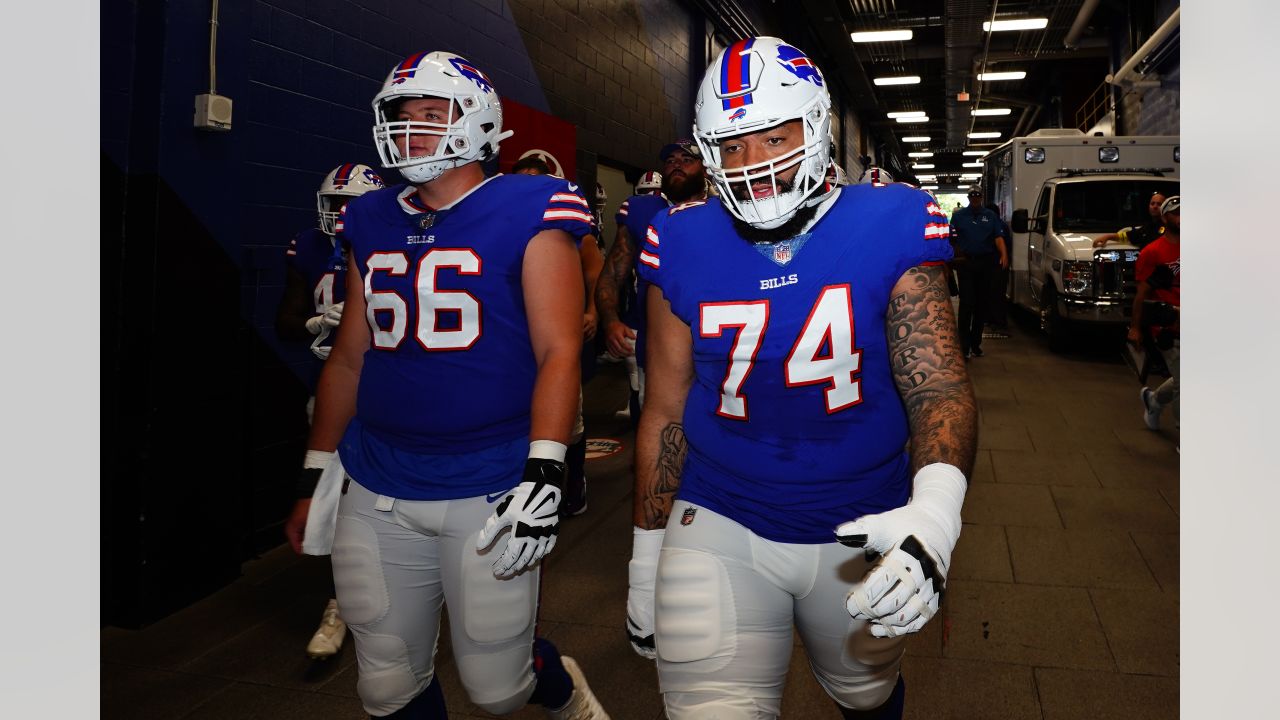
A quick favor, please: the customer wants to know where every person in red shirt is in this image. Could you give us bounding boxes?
[1127,195,1180,433]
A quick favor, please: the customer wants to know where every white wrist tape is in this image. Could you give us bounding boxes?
[630,526,665,566]
[304,449,336,470]
[528,439,568,463]
[910,463,967,550]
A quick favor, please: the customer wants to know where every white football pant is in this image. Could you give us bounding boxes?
[655,501,907,719]
[331,478,539,717]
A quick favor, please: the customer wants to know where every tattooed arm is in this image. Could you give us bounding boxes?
[595,223,640,358]
[886,264,978,478]
[633,284,694,529]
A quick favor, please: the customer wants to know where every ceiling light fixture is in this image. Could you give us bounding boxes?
[896,116,930,123]
[983,18,1049,32]
[908,152,934,157]
[977,71,1027,81]
[961,173,983,179]
[971,108,1012,116]
[850,29,913,42]
[873,75,921,86]
[963,162,983,167]
[963,150,987,156]
[968,131,1002,138]
[902,136,931,143]
[912,164,935,169]
[887,111,927,118]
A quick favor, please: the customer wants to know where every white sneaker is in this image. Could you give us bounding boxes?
[306,599,347,659]
[1140,387,1161,431]
[546,656,610,720]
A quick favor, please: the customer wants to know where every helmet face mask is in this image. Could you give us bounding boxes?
[371,52,513,184]
[693,37,834,230]
[316,164,385,236]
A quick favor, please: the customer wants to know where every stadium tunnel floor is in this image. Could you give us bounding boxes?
[102,310,1180,719]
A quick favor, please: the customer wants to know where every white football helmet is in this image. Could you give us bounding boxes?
[316,164,384,236]
[371,51,514,184]
[693,37,834,229]
[858,165,894,185]
[635,170,662,194]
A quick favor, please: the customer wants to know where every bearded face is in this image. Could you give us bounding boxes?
[661,150,707,203]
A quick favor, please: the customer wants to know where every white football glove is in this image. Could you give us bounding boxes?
[836,463,967,638]
[626,527,663,659]
[304,314,327,335]
[321,301,344,327]
[476,442,567,578]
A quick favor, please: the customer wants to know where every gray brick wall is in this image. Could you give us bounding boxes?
[510,0,695,179]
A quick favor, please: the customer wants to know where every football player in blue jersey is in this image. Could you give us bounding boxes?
[596,141,708,428]
[276,162,383,660]
[629,37,977,719]
[282,51,608,720]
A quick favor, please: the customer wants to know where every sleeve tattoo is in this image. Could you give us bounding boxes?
[641,422,686,529]
[595,227,636,326]
[886,265,979,478]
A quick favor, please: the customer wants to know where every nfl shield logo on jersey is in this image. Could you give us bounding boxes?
[681,507,698,526]
[773,241,792,264]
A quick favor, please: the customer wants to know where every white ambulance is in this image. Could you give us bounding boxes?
[981,129,1179,351]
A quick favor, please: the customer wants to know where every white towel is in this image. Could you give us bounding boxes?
[302,455,346,556]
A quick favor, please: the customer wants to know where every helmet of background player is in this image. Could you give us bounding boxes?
[595,182,607,208]
[693,37,834,230]
[635,170,663,195]
[316,164,385,236]
[371,51,513,184]
[857,165,893,185]
[825,162,849,187]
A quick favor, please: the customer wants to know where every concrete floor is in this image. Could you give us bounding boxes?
[101,312,1180,719]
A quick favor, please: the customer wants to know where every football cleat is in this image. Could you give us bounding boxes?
[306,598,347,659]
[546,656,611,720]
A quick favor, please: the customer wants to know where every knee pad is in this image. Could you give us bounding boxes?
[655,549,734,668]
[332,518,389,626]
[354,633,423,716]
[460,548,536,644]
[664,691,779,720]
[820,666,902,712]
[456,644,535,715]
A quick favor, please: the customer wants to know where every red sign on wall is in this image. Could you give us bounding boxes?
[498,98,577,179]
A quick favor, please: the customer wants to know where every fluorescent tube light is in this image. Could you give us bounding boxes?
[971,108,1012,116]
[887,111,927,118]
[977,71,1027,81]
[963,162,983,167]
[902,136,931,143]
[896,116,930,123]
[873,75,921,86]
[983,18,1049,32]
[911,164,935,169]
[851,30,913,42]
[908,152,934,157]
[963,151,987,156]
[968,131,1002,138]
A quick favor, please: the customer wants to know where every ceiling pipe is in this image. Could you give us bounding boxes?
[1106,7,1180,85]
[1063,0,1102,50]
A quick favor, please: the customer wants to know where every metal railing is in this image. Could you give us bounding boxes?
[1075,81,1112,133]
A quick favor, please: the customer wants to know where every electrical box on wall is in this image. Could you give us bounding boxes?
[194,93,233,132]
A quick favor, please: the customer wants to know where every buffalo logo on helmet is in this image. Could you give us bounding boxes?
[729,107,748,122]
[362,168,385,188]
[775,44,823,87]
[448,57,494,93]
